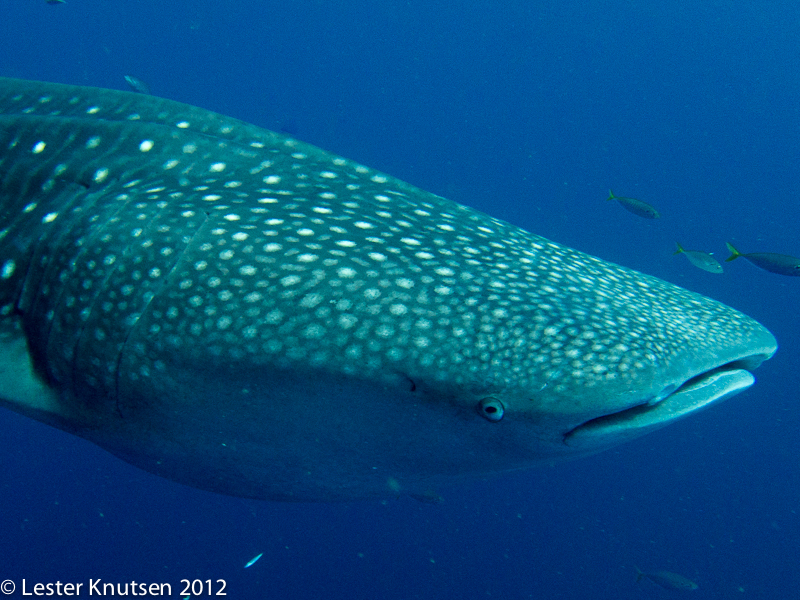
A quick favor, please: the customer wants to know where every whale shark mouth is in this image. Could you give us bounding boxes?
[563,352,773,448]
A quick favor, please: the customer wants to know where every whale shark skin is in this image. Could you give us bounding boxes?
[0,78,777,500]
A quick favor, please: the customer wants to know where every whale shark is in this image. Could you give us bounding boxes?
[0,78,777,501]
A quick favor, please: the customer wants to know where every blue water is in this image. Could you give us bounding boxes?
[2,1,799,598]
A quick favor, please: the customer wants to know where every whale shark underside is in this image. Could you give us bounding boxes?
[0,78,776,501]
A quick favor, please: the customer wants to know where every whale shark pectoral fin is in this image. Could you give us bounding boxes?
[0,320,63,421]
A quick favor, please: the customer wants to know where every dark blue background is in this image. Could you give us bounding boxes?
[1,1,798,597]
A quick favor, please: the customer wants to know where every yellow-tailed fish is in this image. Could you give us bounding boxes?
[606,189,661,219]
[725,242,800,276]
[674,243,722,274]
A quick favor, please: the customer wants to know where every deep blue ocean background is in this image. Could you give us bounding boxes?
[2,1,799,598]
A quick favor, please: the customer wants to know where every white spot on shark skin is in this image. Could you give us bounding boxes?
[389,303,408,315]
[93,168,109,183]
[300,293,324,309]
[303,324,326,339]
[265,309,283,324]
[1,260,16,279]
[209,162,226,172]
[281,275,301,286]
[139,140,154,152]
[375,324,395,338]
[339,314,358,329]
[32,141,46,154]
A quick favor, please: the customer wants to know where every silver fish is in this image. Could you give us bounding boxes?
[674,242,723,274]
[124,75,151,95]
[636,567,698,591]
[244,553,263,568]
[0,78,777,501]
[607,189,661,219]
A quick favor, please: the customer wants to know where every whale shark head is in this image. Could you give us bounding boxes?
[0,78,776,500]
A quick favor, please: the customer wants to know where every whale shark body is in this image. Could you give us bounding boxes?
[0,78,776,500]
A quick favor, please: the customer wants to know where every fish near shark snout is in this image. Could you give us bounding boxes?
[556,284,777,452]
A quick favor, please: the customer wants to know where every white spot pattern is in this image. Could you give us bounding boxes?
[0,77,771,419]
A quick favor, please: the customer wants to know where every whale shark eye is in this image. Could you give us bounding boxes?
[478,398,505,422]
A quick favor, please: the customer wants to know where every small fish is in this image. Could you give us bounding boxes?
[124,75,151,95]
[409,490,444,505]
[674,242,723,274]
[46,0,66,4]
[244,552,263,568]
[725,242,800,277]
[636,567,698,591]
[606,190,661,219]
